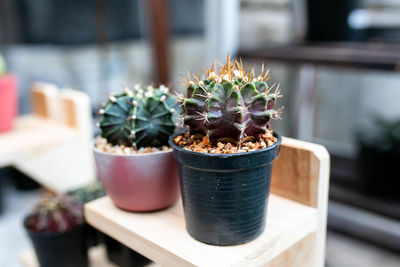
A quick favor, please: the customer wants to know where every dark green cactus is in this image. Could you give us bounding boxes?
[67,181,105,204]
[181,56,281,144]
[99,85,181,148]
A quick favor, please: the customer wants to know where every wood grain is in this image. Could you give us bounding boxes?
[0,115,76,167]
[85,195,317,267]
[271,137,330,267]
[85,137,330,267]
[147,0,170,85]
[31,82,60,120]
[266,233,316,267]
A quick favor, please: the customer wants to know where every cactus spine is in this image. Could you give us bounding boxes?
[181,55,281,144]
[99,85,181,148]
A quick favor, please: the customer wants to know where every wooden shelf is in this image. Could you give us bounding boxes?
[85,137,330,266]
[86,195,317,266]
[0,84,96,193]
[0,115,76,167]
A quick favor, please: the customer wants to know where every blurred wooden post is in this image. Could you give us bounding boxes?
[31,82,60,120]
[147,0,170,85]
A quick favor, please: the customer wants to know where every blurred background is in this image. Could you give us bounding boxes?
[1,0,400,266]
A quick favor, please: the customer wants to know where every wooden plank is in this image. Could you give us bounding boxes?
[0,115,76,167]
[31,82,60,120]
[85,195,318,267]
[266,233,316,267]
[271,137,329,208]
[271,137,330,267]
[147,0,170,85]
[0,115,95,192]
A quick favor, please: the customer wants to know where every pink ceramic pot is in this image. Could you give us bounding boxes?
[0,74,17,133]
[93,144,180,211]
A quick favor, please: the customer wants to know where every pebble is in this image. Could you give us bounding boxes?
[95,137,171,155]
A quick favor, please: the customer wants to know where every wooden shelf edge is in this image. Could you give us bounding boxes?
[85,195,318,267]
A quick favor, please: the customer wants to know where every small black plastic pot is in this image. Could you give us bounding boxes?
[169,131,281,246]
[103,234,151,267]
[84,223,101,248]
[26,224,88,267]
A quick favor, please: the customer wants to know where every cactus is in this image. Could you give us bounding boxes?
[0,54,7,76]
[67,181,105,204]
[181,55,281,144]
[99,85,181,148]
[24,195,84,233]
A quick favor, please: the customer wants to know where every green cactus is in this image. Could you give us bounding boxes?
[0,54,7,76]
[67,181,105,204]
[181,55,281,144]
[99,85,181,148]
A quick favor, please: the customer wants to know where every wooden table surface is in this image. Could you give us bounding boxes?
[0,115,94,193]
[0,115,76,168]
[85,195,318,267]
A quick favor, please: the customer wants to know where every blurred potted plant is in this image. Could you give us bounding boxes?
[24,195,88,267]
[357,117,400,199]
[169,55,282,245]
[0,54,18,133]
[93,85,181,211]
[102,233,150,267]
[68,181,149,266]
[67,181,106,248]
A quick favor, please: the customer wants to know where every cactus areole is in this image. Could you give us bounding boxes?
[180,55,282,145]
[99,85,181,149]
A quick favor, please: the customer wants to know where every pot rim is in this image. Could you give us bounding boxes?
[169,130,282,158]
[91,139,173,157]
[24,221,85,237]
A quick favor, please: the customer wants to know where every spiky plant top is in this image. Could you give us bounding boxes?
[24,195,84,233]
[99,85,181,148]
[180,55,282,144]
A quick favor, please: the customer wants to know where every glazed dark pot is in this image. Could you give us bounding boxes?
[169,131,281,246]
[93,143,180,211]
[25,224,88,267]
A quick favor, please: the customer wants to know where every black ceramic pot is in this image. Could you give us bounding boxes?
[169,131,281,246]
[26,224,88,267]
